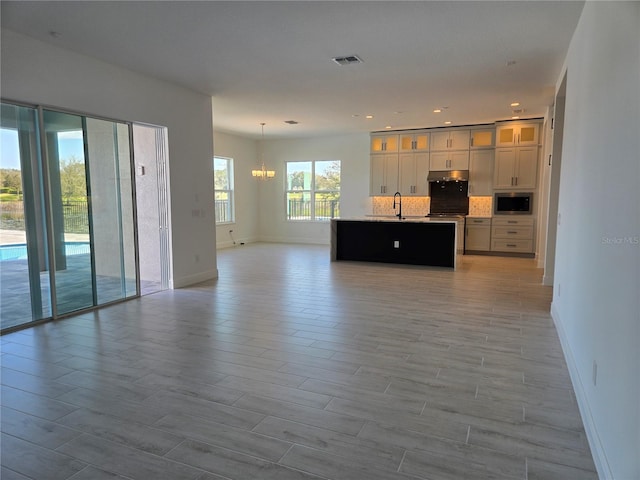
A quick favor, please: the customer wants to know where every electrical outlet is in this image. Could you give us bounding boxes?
[229,229,233,233]
[593,361,598,386]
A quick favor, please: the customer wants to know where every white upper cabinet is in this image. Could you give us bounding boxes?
[370,133,399,153]
[431,129,470,151]
[399,131,429,152]
[494,146,538,189]
[430,150,469,171]
[468,149,494,196]
[496,122,539,147]
[398,152,429,196]
[370,153,399,196]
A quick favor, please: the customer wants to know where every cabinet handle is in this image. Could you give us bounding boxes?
[507,220,517,224]
[470,137,474,147]
[473,220,483,223]
[507,231,518,234]
[507,244,517,248]
[515,176,518,186]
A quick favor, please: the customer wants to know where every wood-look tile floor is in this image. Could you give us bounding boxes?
[0,243,597,480]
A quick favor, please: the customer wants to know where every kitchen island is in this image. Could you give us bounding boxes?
[330,217,457,269]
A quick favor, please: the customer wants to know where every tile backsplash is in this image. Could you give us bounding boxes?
[371,196,429,216]
[371,195,492,217]
[468,196,493,216]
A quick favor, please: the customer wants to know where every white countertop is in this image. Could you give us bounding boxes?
[333,217,458,224]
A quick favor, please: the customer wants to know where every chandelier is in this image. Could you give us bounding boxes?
[252,123,275,180]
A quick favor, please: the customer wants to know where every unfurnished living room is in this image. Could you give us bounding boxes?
[0,2,638,480]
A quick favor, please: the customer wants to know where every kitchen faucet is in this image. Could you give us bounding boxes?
[393,191,402,220]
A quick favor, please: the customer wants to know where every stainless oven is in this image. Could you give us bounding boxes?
[494,192,533,215]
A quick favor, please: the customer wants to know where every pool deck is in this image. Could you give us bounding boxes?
[0,230,89,245]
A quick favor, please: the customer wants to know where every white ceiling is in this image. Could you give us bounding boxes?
[1,1,584,139]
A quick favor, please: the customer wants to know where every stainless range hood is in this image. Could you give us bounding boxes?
[427,170,469,182]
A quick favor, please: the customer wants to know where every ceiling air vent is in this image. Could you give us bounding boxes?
[284,120,299,125]
[331,55,363,66]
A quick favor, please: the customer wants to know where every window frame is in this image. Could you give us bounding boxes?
[213,156,234,224]
[285,160,340,222]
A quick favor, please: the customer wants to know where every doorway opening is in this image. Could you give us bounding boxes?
[543,71,567,285]
[132,123,171,296]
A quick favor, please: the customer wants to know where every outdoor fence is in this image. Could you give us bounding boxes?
[0,200,89,234]
[288,199,339,220]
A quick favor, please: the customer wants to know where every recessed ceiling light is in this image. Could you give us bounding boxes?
[385,125,392,129]
[510,102,520,107]
[512,116,520,119]
[393,111,402,115]
[444,121,452,125]
[365,115,374,119]
[433,109,442,113]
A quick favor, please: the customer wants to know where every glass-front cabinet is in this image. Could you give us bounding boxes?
[370,134,398,153]
[470,128,495,149]
[496,122,539,147]
[399,130,429,152]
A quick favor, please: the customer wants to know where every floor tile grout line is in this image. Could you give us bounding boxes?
[397,449,408,473]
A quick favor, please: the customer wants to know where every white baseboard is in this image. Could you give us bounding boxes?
[258,235,329,246]
[172,268,218,288]
[551,301,612,479]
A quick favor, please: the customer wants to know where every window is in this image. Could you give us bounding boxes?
[214,156,234,223]
[286,160,340,221]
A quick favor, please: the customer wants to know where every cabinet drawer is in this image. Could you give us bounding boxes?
[491,239,533,253]
[466,218,491,226]
[492,226,533,239]
[492,217,534,227]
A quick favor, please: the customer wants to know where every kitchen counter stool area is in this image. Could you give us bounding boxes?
[331,218,457,269]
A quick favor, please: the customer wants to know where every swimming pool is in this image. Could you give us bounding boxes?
[0,242,90,261]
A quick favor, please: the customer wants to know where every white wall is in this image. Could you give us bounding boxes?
[258,133,371,244]
[1,29,217,288]
[552,3,640,479]
[213,131,260,248]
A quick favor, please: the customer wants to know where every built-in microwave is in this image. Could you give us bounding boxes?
[494,192,533,215]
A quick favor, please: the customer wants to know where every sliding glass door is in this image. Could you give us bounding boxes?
[0,104,51,329]
[42,110,94,314]
[0,103,138,331]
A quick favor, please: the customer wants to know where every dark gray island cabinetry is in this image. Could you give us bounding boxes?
[330,218,457,269]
